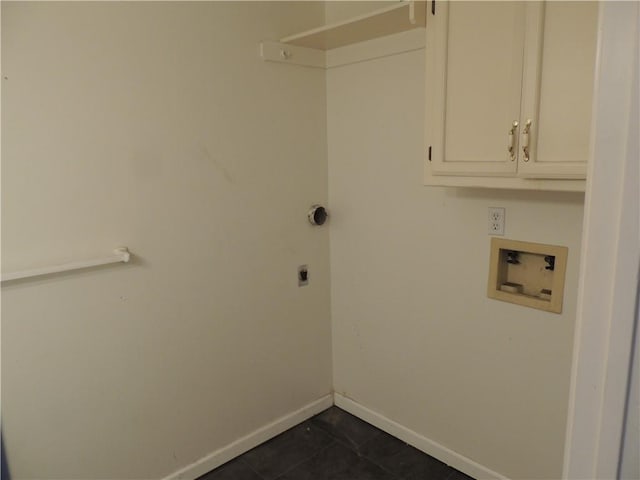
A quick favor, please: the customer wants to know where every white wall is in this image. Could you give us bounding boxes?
[327,36,585,480]
[1,2,331,479]
[324,1,397,23]
[2,2,593,479]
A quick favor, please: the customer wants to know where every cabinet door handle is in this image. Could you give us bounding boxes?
[508,121,519,161]
[522,119,532,162]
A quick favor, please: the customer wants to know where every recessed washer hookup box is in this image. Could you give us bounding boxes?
[487,238,568,314]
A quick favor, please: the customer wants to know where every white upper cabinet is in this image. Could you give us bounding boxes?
[429,2,525,177]
[425,1,599,191]
[519,2,598,179]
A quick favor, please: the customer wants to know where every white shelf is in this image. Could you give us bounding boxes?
[280,1,427,51]
[1,247,131,282]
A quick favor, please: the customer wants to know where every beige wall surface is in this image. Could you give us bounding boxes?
[327,47,585,479]
[324,1,397,24]
[1,2,331,479]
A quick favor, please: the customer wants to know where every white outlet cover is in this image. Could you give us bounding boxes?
[488,207,505,235]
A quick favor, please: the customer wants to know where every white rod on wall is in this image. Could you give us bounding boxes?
[1,247,131,283]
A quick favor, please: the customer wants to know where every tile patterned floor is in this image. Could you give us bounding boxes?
[198,407,475,480]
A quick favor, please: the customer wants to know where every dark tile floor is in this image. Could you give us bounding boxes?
[198,407,475,480]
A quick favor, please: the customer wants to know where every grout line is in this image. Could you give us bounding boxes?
[338,437,405,480]
[309,410,387,453]
[238,457,266,480]
[199,405,462,480]
[165,395,334,480]
[207,406,463,480]
[271,439,338,480]
[351,435,411,480]
[307,411,408,480]
[335,394,489,480]
[212,406,458,480]
[226,417,338,480]
[308,421,359,449]
[337,425,462,480]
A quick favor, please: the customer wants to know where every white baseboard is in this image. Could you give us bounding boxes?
[162,392,506,480]
[163,394,334,480]
[334,393,508,480]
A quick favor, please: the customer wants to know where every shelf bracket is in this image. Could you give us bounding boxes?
[259,41,326,69]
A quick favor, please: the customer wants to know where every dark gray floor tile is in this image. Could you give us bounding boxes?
[359,431,451,480]
[241,421,334,480]
[277,442,398,480]
[446,468,475,480]
[311,407,383,449]
[197,458,262,480]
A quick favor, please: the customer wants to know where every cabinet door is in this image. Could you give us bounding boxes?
[426,1,525,176]
[518,2,598,178]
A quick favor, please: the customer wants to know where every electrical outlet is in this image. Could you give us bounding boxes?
[488,207,505,235]
[298,265,309,286]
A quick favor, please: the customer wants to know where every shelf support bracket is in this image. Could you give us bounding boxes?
[259,41,326,69]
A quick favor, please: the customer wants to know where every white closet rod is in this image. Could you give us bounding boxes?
[1,247,131,282]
